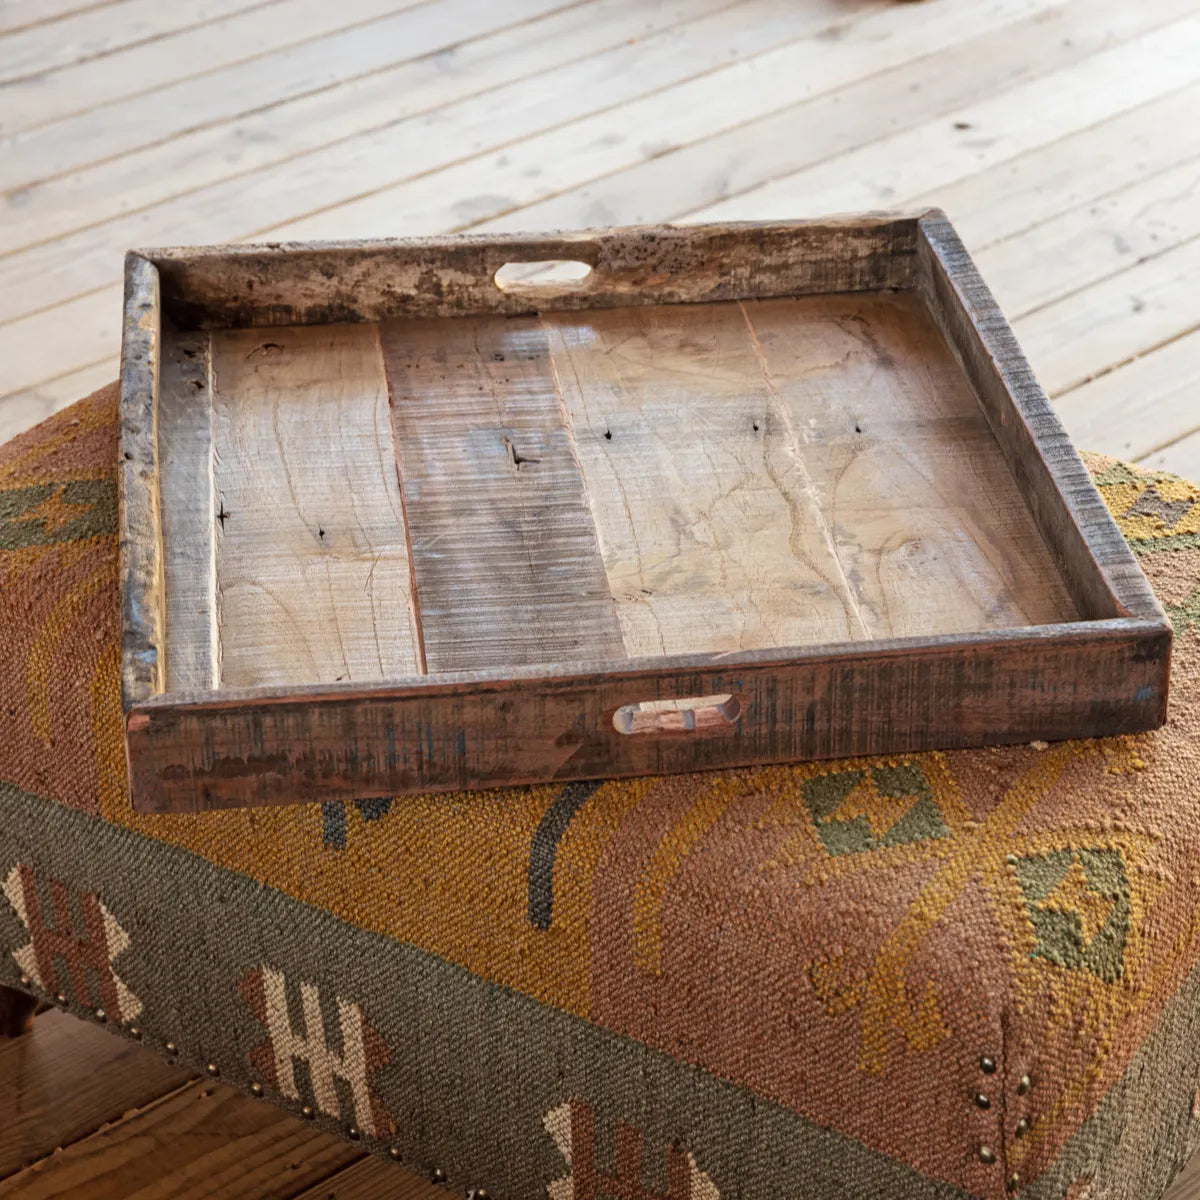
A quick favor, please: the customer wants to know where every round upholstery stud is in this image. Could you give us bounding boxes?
[1015,1117,1031,1138]
[249,1082,263,1098]
[974,1093,990,1110]
[128,1025,142,1040]
[980,1056,997,1075]
[55,993,67,1006]
[389,1147,403,1162]
[1007,1173,1021,1192]
[978,1146,997,1165]
[206,1063,220,1077]
[165,1042,179,1055]
[348,1126,361,1140]
[1017,1074,1032,1096]
[94,1008,107,1023]
[431,1167,447,1184]
[18,974,30,987]
[301,1105,315,1119]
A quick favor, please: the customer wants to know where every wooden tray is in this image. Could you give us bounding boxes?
[119,213,1171,813]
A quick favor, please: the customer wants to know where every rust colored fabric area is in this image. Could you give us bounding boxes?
[3,386,1200,1199]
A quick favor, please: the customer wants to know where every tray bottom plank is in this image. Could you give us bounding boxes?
[160,294,1081,695]
[208,324,424,688]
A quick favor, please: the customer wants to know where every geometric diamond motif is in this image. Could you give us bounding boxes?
[238,965,394,1137]
[1014,849,1131,982]
[1128,485,1194,531]
[1,862,142,1020]
[804,762,949,857]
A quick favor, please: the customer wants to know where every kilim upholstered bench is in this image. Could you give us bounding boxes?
[2,384,1200,1199]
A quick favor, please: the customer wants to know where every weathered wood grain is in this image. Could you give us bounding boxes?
[1056,326,1200,463]
[158,332,216,692]
[127,617,1170,811]
[0,1009,193,1179]
[380,314,624,671]
[0,1078,361,1199]
[916,211,1166,637]
[146,218,919,329]
[543,300,870,656]
[208,324,422,689]
[118,253,164,710]
[738,292,1078,635]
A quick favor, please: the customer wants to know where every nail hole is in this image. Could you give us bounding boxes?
[855,424,862,434]
[494,259,593,294]
[613,694,742,736]
[604,429,612,440]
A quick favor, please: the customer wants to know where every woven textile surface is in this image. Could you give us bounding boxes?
[3,385,1200,1200]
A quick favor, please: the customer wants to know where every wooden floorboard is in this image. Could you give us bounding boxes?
[2,1,1200,1188]
[0,0,432,135]
[0,1077,364,1200]
[291,1157,443,1199]
[0,1009,193,1179]
[0,0,278,89]
[2,0,1199,467]
[0,1017,441,1199]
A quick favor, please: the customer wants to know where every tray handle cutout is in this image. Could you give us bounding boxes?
[613,694,743,736]
[494,259,594,295]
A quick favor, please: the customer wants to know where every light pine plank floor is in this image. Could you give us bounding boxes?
[2,0,1200,1196]
[0,0,1198,466]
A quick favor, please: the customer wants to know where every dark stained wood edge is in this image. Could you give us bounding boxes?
[119,252,165,711]
[137,217,922,329]
[128,617,1170,812]
[129,617,1165,709]
[0,986,37,1038]
[916,211,1171,634]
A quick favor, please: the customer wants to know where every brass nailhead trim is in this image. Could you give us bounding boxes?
[1015,1117,1031,1138]
[389,1147,403,1161]
[128,1025,142,1040]
[55,993,67,1006]
[431,1167,447,1184]
[94,1008,107,1023]
[980,1056,997,1074]
[978,1146,997,1165]
[18,974,30,987]
[249,1082,264,1097]
[974,1093,990,1110]
[206,1063,220,1077]
[301,1105,315,1119]
[1007,1173,1021,1192]
[1017,1074,1032,1096]
[165,1042,179,1055]
[348,1126,361,1140]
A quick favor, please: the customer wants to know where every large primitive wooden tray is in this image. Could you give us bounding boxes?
[119,213,1171,813]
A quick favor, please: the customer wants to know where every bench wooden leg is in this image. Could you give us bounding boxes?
[0,985,37,1037]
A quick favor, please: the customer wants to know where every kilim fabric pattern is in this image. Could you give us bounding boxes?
[2,386,1200,1199]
